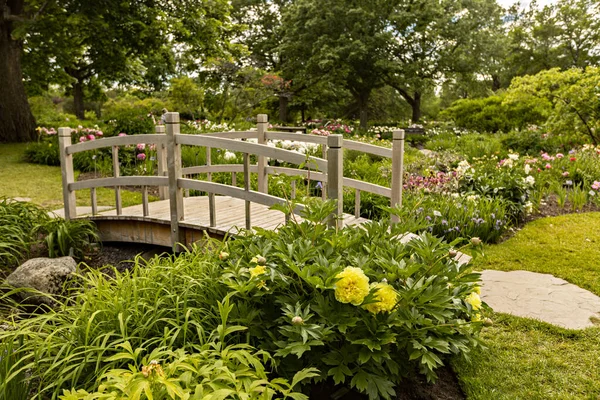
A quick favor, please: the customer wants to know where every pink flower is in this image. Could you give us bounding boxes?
[96,131,103,136]
[79,136,86,142]
[118,133,127,137]
[136,143,146,151]
[556,153,564,158]
[545,163,552,169]
[137,153,146,161]
[87,134,95,141]
[562,171,569,177]
[591,181,600,190]
[149,144,156,151]
[570,157,576,162]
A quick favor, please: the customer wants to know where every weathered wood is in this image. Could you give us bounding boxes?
[271,126,307,134]
[355,189,361,219]
[142,186,149,217]
[327,134,343,228]
[343,139,392,159]
[265,131,326,145]
[155,125,168,200]
[202,130,257,139]
[391,129,405,224]
[343,178,391,198]
[70,176,168,191]
[266,166,327,182]
[90,187,97,215]
[232,171,237,187]
[206,147,216,227]
[58,128,76,220]
[67,134,167,154]
[244,153,251,230]
[176,134,328,171]
[291,180,296,200]
[257,114,268,194]
[321,142,327,200]
[112,146,122,216]
[166,112,184,249]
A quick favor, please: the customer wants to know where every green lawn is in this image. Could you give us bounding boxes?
[0,143,149,210]
[454,212,600,399]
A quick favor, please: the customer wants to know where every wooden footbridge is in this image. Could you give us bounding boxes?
[58,113,406,249]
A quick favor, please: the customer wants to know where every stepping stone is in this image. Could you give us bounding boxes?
[481,270,600,330]
[7,197,32,202]
[49,206,112,219]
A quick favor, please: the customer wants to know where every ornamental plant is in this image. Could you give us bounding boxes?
[218,199,486,399]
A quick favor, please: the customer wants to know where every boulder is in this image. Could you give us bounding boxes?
[6,257,77,304]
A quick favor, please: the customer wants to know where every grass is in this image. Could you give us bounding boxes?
[0,143,152,210]
[454,212,600,399]
[476,212,600,295]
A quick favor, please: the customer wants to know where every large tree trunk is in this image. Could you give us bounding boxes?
[278,95,289,123]
[410,91,421,123]
[73,76,85,120]
[0,0,36,142]
[357,91,370,130]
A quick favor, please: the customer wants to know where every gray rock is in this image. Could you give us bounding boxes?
[6,257,77,304]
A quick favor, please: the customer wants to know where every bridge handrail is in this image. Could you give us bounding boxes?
[57,112,405,249]
[175,134,328,171]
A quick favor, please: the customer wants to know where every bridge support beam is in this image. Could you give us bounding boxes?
[390,129,405,225]
[58,128,76,220]
[327,134,344,229]
[166,112,185,250]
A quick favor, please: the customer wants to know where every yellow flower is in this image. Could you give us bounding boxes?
[334,267,370,305]
[364,282,398,314]
[249,265,267,278]
[465,292,482,310]
[474,286,481,294]
[472,313,481,322]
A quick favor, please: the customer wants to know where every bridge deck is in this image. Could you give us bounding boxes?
[87,196,369,246]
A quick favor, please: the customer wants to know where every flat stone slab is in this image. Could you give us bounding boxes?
[50,206,112,219]
[481,270,600,330]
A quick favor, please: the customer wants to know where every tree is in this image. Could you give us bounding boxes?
[505,67,600,145]
[385,0,504,123]
[0,0,37,142]
[279,0,396,129]
[168,77,204,120]
[0,0,236,142]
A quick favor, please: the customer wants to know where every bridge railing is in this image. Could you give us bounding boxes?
[58,112,405,247]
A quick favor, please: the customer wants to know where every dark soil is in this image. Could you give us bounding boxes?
[308,366,464,399]
[77,172,160,197]
[82,242,171,272]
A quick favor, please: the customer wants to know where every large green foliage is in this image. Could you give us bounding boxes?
[440,94,549,133]
[505,67,600,145]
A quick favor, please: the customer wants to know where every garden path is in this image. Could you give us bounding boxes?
[480,270,600,330]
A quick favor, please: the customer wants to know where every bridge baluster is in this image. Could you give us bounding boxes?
[257,114,268,194]
[390,129,405,225]
[112,145,122,216]
[58,127,76,220]
[155,125,168,200]
[327,134,344,229]
[243,152,251,230]
[90,188,97,216]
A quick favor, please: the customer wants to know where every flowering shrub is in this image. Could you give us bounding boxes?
[218,200,485,399]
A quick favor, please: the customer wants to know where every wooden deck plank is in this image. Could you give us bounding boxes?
[93,196,368,243]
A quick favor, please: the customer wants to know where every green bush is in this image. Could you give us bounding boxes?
[103,97,166,136]
[0,201,485,399]
[440,94,548,133]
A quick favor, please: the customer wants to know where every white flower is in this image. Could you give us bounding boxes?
[524,164,531,174]
[524,175,535,186]
[524,201,533,214]
[224,151,237,161]
[433,210,442,217]
[508,153,519,161]
[466,195,478,202]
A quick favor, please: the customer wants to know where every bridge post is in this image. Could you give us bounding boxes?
[390,129,405,224]
[165,112,185,250]
[155,125,168,200]
[257,114,268,194]
[327,134,344,229]
[58,128,77,220]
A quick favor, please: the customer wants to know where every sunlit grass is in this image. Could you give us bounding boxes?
[0,143,153,210]
[455,213,600,398]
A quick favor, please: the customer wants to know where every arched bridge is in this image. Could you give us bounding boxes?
[58,113,406,249]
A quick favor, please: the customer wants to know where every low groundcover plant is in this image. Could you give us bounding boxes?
[0,200,486,400]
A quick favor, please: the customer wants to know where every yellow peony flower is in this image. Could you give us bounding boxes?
[249,265,267,278]
[474,286,481,294]
[472,313,481,322]
[364,282,398,314]
[334,267,370,305]
[465,292,482,310]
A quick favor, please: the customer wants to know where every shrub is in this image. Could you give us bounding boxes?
[103,97,166,136]
[440,94,548,133]
[0,201,485,399]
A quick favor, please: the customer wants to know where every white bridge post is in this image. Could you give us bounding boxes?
[58,128,77,220]
[390,129,405,224]
[155,125,168,200]
[327,134,343,229]
[257,114,268,194]
[165,112,184,250]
